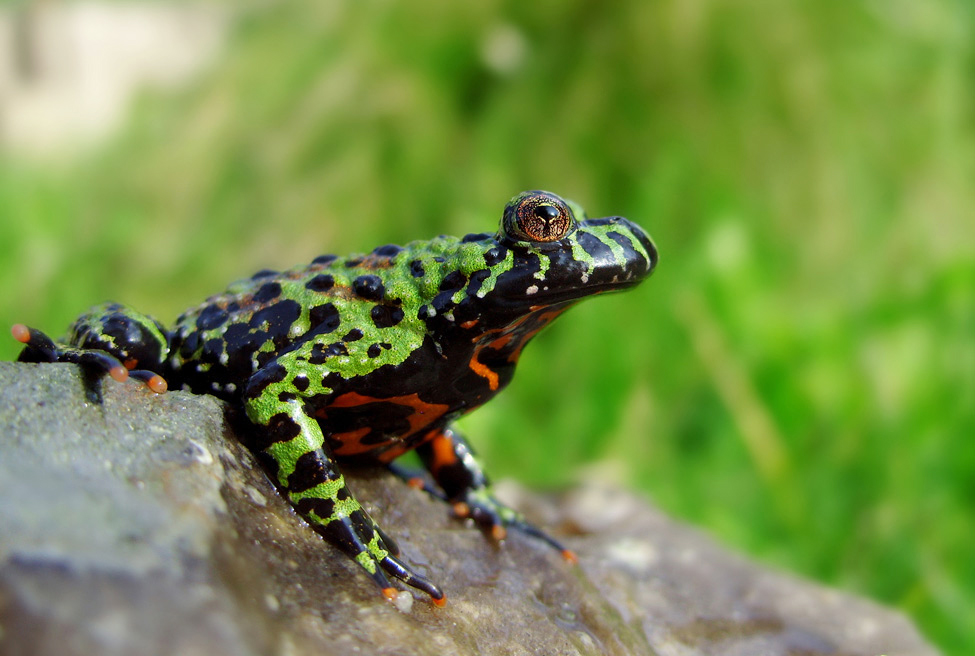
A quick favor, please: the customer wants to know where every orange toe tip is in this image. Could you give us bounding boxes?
[109,365,129,382]
[381,587,398,601]
[407,477,425,490]
[147,375,168,394]
[11,324,30,343]
[431,594,447,608]
[561,549,579,565]
[451,502,470,518]
[491,525,507,541]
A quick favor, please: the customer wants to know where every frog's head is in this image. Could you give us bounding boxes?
[478,190,657,315]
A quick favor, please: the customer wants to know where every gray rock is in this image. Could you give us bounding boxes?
[0,362,937,656]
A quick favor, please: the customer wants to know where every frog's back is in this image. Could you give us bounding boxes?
[167,237,466,398]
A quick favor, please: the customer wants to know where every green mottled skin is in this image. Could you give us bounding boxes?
[16,191,658,604]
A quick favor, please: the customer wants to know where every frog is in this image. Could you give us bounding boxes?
[12,190,657,606]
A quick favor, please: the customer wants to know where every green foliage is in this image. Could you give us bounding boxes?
[2,0,972,651]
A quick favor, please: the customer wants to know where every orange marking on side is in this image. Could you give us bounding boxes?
[460,319,478,329]
[427,432,458,475]
[329,427,377,456]
[318,392,450,459]
[467,354,499,391]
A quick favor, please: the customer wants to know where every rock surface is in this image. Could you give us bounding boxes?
[0,362,937,656]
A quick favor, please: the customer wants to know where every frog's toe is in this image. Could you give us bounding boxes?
[377,554,446,606]
[457,490,576,562]
[128,369,169,394]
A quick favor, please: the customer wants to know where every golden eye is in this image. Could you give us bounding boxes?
[502,191,576,243]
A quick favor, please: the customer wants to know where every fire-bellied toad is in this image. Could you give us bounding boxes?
[13,190,658,606]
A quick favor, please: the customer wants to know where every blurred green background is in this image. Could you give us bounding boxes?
[1,0,972,652]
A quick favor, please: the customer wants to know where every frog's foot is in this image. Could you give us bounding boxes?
[453,487,578,564]
[11,324,167,393]
[308,505,446,606]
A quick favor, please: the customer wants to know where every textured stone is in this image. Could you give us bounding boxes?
[0,362,938,656]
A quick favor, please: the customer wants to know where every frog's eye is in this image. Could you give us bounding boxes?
[502,191,576,243]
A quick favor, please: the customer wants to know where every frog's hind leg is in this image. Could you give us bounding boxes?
[242,387,446,606]
[415,428,578,564]
[12,302,170,393]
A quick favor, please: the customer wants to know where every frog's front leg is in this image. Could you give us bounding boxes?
[242,365,445,606]
[12,302,170,393]
[415,428,577,563]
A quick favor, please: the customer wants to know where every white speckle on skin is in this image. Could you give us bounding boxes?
[526,285,538,295]
[225,383,236,393]
[581,273,590,284]
[219,352,228,365]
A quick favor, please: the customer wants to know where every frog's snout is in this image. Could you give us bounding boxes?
[605,216,658,278]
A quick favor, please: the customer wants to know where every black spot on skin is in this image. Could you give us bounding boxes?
[431,291,456,315]
[483,246,508,266]
[309,304,340,333]
[243,363,288,399]
[345,257,364,268]
[287,451,337,493]
[197,305,229,331]
[294,376,310,392]
[202,338,225,360]
[379,342,392,350]
[279,391,297,403]
[372,244,403,257]
[466,269,490,298]
[418,304,432,319]
[439,271,467,292]
[255,351,277,368]
[324,343,349,357]
[180,332,201,357]
[311,254,338,266]
[371,304,404,329]
[253,282,282,304]
[308,344,327,365]
[353,275,385,301]
[409,260,425,278]
[308,341,348,364]
[461,232,492,243]
[250,301,301,345]
[367,344,382,358]
[251,269,278,280]
[266,410,301,440]
[305,274,335,292]
[342,328,363,342]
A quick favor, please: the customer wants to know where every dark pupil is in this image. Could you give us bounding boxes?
[534,204,560,220]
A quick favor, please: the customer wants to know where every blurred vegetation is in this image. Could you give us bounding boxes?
[1,0,972,652]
